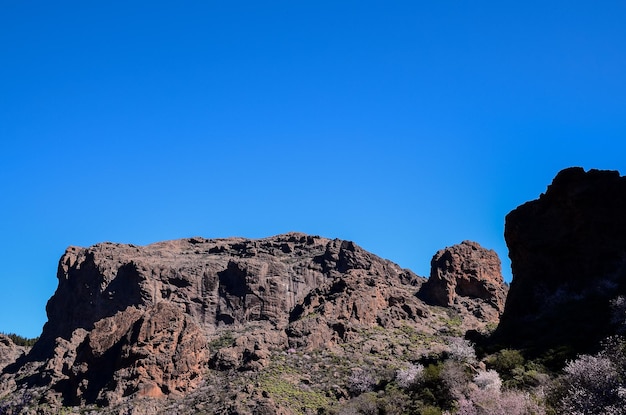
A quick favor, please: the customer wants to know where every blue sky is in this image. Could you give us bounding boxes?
[1,1,625,338]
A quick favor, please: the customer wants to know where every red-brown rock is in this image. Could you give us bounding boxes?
[1,232,504,412]
[11,233,429,406]
[419,241,507,313]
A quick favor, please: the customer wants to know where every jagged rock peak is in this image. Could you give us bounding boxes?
[419,241,507,313]
[495,167,626,355]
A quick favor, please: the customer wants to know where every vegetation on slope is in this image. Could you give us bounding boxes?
[1,332,38,347]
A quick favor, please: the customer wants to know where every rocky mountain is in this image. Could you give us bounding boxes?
[494,167,626,358]
[4,166,626,414]
[0,234,504,414]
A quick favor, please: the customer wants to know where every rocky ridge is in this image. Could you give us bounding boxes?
[0,234,505,414]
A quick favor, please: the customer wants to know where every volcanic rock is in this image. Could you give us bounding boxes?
[419,241,507,313]
[0,335,26,372]
[495,167,626,356]
[1,233,503,413]
[3,233,428,407]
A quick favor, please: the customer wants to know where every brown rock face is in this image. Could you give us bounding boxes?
[53,302,209,405]
[10,233,430,407]
[419,241,507,313]
[495,167,626,355]
[286,239,428,350]
[2,233,504,412]
[23,233,328,404]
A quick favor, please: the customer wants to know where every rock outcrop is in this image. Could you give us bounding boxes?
[419,241,507,314]
[495,167,626,356]
[21,233,340,405]
[0,233,505,413]
[0,335,26,372]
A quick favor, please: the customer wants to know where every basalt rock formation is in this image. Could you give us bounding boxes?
[419,241,507,316]
[0,233,506,413]
[494,167,626,356]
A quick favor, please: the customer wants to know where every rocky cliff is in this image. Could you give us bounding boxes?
[495,167,626,356]
[0,233,505,414]
[3,167,622,412]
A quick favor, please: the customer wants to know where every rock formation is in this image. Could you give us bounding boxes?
[0,335,26,372]
[419,241,507,315]
[6,167,626,412]
[0,233,505,413]
[495,167,626,356]
[21,233,335,405]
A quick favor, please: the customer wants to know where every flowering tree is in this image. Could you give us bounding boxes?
[450,369,545,415]
[447,337,477,363]
[473,369,502,391]
[558,354,626,414]
[348,369,376,395]
[396,363,424,389]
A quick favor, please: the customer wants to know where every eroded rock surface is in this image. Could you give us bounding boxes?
[286,239,428,351]
[1,233,504,413]
[419,241,507,314]
[4,234,426,406]
[18,233,334,405]
[495,167,626,355]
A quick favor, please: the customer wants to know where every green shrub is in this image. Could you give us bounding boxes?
[486,349,524,377]
[420,405,442,415]
[207,331,234,351]
[414,362,455,411]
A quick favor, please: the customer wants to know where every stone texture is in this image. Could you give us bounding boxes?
[495,167,626,355]
[1,232,504,412]
[419,241,507,313]
[286,239,429,350]
[0,335,26,372]
[4,233,429,407]
[20,233,335,405]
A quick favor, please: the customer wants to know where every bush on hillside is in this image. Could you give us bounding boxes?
[556,354,625,414]
[396,363,424,389]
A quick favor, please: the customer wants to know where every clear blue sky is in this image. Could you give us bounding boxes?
[1,1,625,338]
